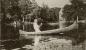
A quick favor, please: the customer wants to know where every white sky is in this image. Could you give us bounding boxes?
[35,0,72,8]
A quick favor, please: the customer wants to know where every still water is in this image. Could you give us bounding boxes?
[1,23,86,50]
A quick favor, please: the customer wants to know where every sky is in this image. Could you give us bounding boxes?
[35,0,72,8]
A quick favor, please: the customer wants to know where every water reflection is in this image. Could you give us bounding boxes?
[1,23,86,50]
[1,24,19,40]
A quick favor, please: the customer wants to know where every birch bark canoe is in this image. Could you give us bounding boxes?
[19,21,78,35]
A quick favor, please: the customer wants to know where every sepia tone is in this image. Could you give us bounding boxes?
[0,0,86,50]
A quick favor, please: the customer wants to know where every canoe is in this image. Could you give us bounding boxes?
[19,21,78,35]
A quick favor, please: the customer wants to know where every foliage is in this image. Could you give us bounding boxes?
[18,0,40,22]
[62,0,86,21]
[39,5,60,22]
[18,0,33,15]
[7,6,21,19]
[1,0,60,23]
[1,0,22,23]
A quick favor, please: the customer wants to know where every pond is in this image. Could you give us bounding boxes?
[1,23,86,50]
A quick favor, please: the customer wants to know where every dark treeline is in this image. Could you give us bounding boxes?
[1,0,60,24]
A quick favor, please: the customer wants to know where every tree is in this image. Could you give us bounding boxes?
[63,0,86,21]
[7,5,21,20]
[1,0,21,23]
[18,0,40,22]
[39,5,60,23]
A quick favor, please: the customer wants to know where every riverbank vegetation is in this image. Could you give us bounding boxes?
[1,0,86,24]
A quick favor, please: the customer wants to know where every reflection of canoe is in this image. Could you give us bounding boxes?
[19,21,78,35]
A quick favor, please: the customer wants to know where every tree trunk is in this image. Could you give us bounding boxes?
[22,16,25,30]
[23,17,25,22]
